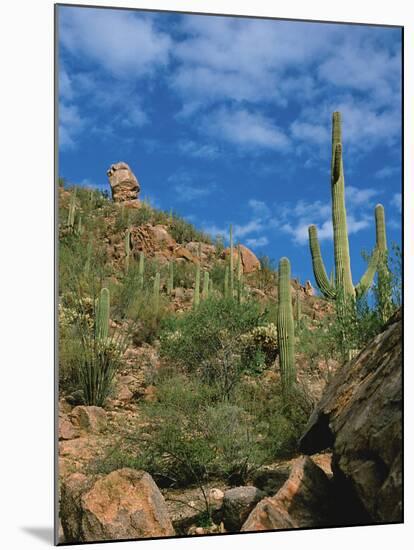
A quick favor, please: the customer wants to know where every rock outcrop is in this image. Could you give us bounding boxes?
[299,309,402,524]
[61,468,175,543]
[241,456,333,531]
[107,162,140,204]
[222,244,261,274]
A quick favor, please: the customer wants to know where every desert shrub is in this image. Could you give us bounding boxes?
[172,260,197,289]
[160,297,266,399]
[169,216,212,245]
[252,255,277,292]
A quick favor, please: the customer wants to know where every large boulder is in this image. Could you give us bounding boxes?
[299,309,402,524]
[222,244,260,274]
[70,406,107,434]
[107,162,140,203]
[241,456,333,531]
[60,469,175,542]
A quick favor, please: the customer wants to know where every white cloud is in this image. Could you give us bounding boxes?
[59,103,85,149]
[234,220,264,239]
[246,236,269,248]
[346,185,379,206]
[60,7,172,78]
[375,166,400,179]
[391,193,402,213]
[168,172,214,202]
[121,105,149,128]
[248,199,271,219]
[202,108,290,152]
[178,140,219,159]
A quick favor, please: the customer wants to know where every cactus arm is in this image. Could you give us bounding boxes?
[308,225,336,299]
[277,257,296,396]
[375,204,387,253]
[355,247,379,299]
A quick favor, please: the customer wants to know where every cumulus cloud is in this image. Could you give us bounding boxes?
[59,7,172,78]
[246,236,269,248]
[391,193,402,212]
[202,108,290,152]
[59,103,85,149]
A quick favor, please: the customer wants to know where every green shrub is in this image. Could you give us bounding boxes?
[169,216,212,244]
[160,297,266,399]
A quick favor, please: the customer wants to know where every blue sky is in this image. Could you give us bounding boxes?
[58,5,402,285]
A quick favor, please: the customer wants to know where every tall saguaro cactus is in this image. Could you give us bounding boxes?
[125,226,131,272]
[167,261,174,296]
[153,272,160,314]
[277,258,296,396]
[194,262,200,308]
[308,112,383,301]
[138,252,145,290]
[375,204,393,322]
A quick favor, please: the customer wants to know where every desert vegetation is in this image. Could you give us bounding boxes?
[58,112,402,541]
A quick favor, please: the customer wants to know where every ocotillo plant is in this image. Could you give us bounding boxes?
[138,251,145,290]
[194,262,200,308]
[95,288,110,341]
[229,225,234,298]
[125,227,131,272]
[153,272,160,315]
[277,257,296,397]
[167,261,174,296]
[202,271,210,301]
[67,188,77,230]
[308,112,382,301]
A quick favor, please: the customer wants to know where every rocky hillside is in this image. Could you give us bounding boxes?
[57,162,401,543]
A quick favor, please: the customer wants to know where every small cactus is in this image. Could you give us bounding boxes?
[202,271,210,301]
[95,288,110,341]
[194,262,200,308]
[138,251,145,290]
[277,258,296,397]
[167,261,174,295]
[125,227,131,272]
[153,272,160,314]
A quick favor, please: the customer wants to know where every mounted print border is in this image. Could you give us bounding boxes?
[55,3,403,545]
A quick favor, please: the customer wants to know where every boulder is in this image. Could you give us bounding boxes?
[222,244,260,274]
[60,468,175,542]
[241,456,333,532]
[250,465,290,496]
[299,309,402,524]
[59,414,79,441]
[107,162,140,203]
[222,486,266,531]
[70,406,107,434]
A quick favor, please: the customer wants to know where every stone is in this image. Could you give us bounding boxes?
[222,486,266,531]
[61,468,174,542]
[241,456,333,532]
[304,280,314,296]
[299,309,402,524]
[250,466,290,496]
[70,406,107,434]
[222,244,260,274]
[59,414,79,441]
[107,162,140,203]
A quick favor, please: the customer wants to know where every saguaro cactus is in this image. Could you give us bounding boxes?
[375,204,393,322]
[67,188,77,230]
[138,251,145,290]
[167,261,174,296]
[125,227,131,272]
[96,288,110,341]
[236,245,244,303]
[277,257,296,396]
[194,262,200,308]
[153,272,160,314]
[224,265,229,298]
[202,271,210,300]
[308,112,383,301]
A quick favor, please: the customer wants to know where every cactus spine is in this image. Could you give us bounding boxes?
[96,288,110,341]
[202,271,210,300]
[153,272,160,314]
[194,262,200,308]
[138,252,145,290]
[308,112,383,301]
[229,225,234,298]
[277,258,296,397]
[167,261,174,295]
